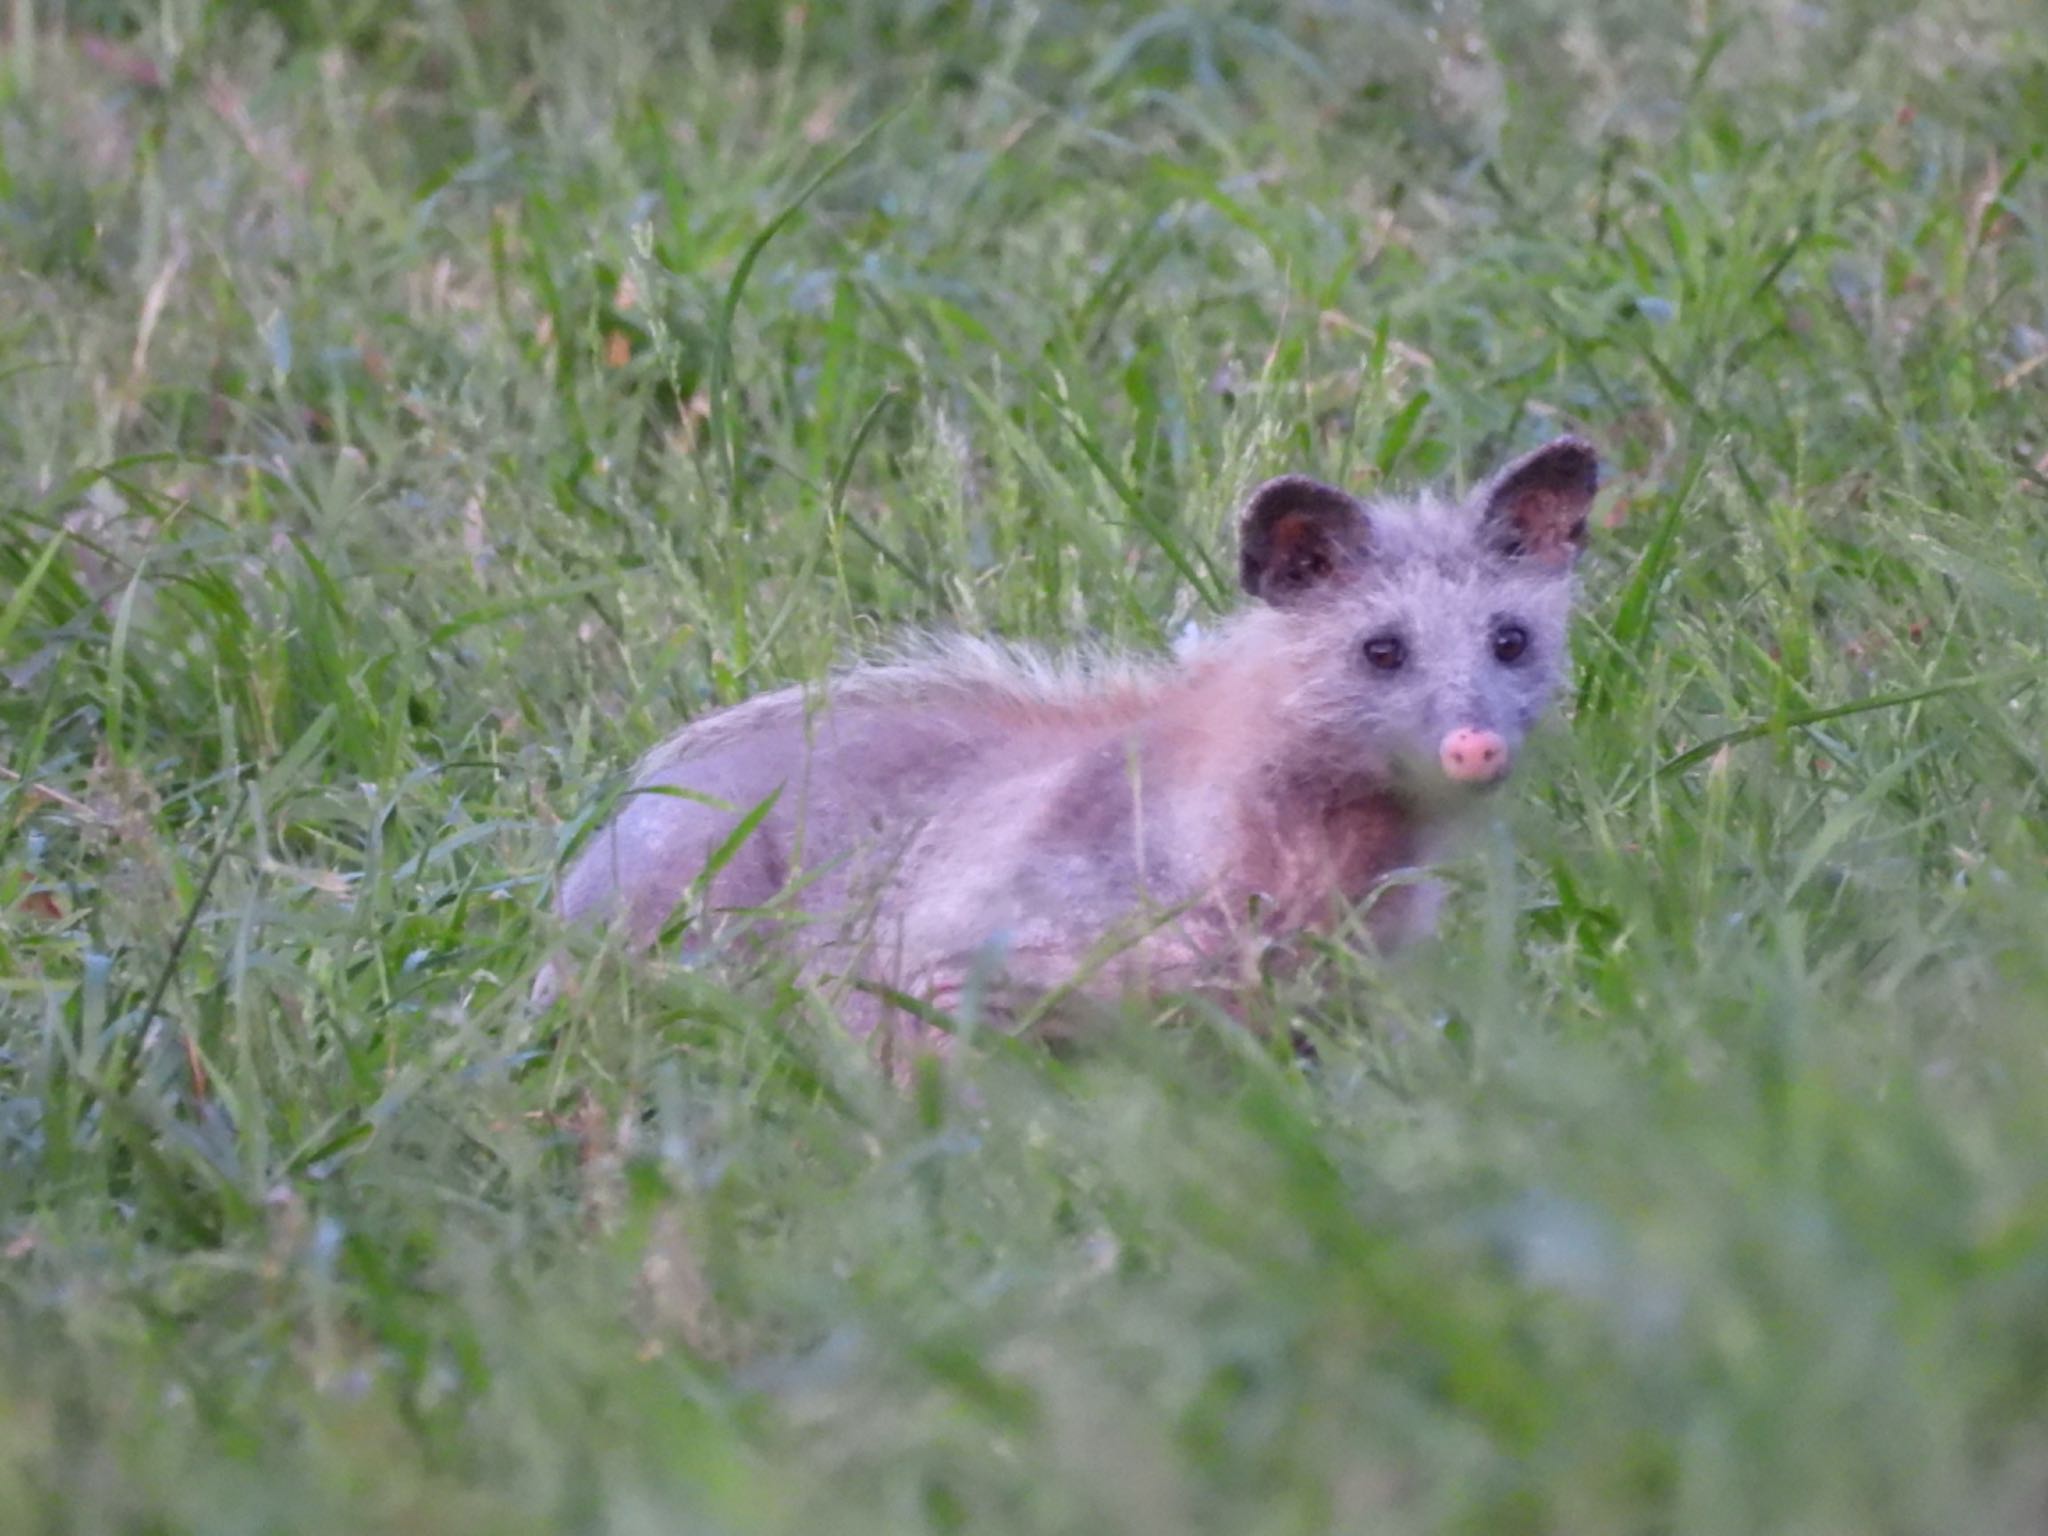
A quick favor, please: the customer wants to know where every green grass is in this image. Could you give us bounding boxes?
[4,1,2048,1530]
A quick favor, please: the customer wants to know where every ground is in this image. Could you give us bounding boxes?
[4,2,2048,1532]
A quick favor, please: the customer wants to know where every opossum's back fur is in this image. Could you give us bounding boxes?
[633,631,1201,778]
[559,631,1199,949]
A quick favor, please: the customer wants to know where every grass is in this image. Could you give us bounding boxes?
[3,0,2048,1530]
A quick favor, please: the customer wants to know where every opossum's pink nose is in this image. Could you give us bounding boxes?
[1439,727,1511,784]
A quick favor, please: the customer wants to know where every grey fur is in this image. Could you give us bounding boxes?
[538,437,1599,1047]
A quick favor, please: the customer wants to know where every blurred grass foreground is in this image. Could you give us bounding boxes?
[4,1,2048,1531]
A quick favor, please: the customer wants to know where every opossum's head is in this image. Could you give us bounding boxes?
[1237,436,1598,798]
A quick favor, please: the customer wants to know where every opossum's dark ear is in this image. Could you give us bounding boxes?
[1479,435,1600,569]
[1238,476,1371,606]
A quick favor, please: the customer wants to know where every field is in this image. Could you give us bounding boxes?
[4,1,2048,1530]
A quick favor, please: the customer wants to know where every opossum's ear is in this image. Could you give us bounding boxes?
[1238,476,1371,606]
[1478,435,1600,569]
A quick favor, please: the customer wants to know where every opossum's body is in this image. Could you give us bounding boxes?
[553,627,1435,1023]
[543,437,1601,1040]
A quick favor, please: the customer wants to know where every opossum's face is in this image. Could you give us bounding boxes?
[1239,437,1598,795]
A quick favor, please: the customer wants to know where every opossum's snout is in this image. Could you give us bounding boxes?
[1438,726,1512,785]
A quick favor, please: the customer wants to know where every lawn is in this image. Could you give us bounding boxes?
[4,1,2048,1531]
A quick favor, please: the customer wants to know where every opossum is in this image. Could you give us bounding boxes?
[537,435,1599,1049]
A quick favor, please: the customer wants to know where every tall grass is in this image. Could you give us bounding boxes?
[3,2,2047,1530]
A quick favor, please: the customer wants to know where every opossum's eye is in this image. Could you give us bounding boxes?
[1362,634,1407,672]
[1492,623,1530,664]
